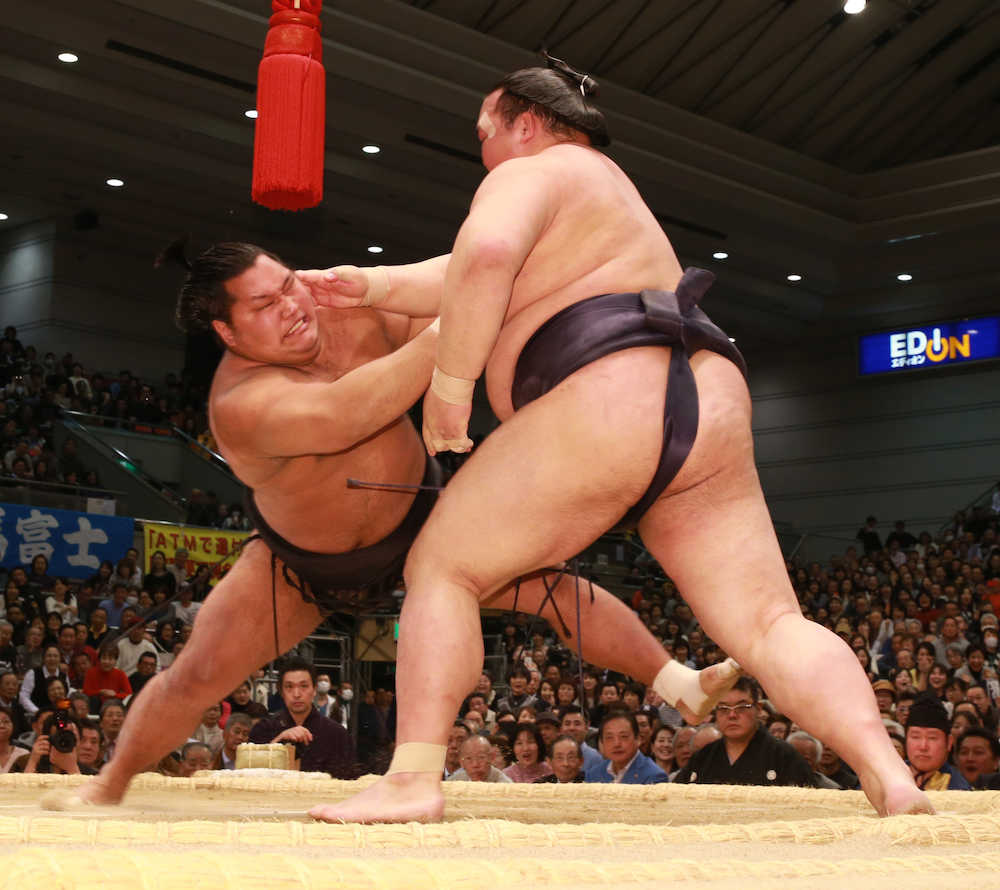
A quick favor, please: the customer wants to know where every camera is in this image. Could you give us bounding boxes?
[44,701,78,754]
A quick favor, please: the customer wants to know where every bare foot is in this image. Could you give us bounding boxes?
[861,772,936,817]
[41,776,126,811]
[309,772,444,824]
[677,657,742,724]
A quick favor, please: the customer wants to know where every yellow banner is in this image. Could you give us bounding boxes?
[143,523,250,581]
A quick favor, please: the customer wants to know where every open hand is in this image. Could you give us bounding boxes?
[296,266,370,308]
[274,725,313,745]
[422,389,473,456]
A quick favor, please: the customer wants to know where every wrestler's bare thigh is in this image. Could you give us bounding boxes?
[176,537,324,693]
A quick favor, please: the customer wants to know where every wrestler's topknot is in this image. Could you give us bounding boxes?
[171,242,283,333]
[493,54,610,148]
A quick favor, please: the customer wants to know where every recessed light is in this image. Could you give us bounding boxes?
[362,145,381,154]
[844,0,866,14]
[897,273,913,282]
[0,213,8,221]
[244,109,258,119]
[367,245,383,254]
[58,52,79,64]
[728,337,736,343]
[713,252,729,260]
[106,178,125,188]
[787,274,802,282]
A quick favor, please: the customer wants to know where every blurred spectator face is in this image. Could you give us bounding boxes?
[463,711,485,734]
[90,608,107,629]
[906,726,949,774]
[466,694,488,718]
[458,736,493,781]
[601,717,639,773]
[928,665,948,693]
[476,672,492,697]
[223,718,252,754]
[42,646,62,673]
[599,683,619,705]
[231,683,252,706]
[957,734,998,785]
[556,682,576,706]
[967,686,990,715]
[0,710,13,745]
[98,650,117,672]
[623,689,641,711]
[673,726,695,769]
[136,653,157,677]
[77,727,102,768]
[652,727,675,764]
[550,738,582,783]
[768,720,789,740]
[201,704,222,727]
[180,744,213,777]
[560,712,587,744]
[789,736,820,771]
[101,704,125,740]
[527,670,540,694]
[537,720,559,748]
[1,673,19,702]
[968,649,986,673]
[516,707,535,724]
[446,725,470,771]
[25,626,43,649]
[508,674,527,696]
[634,713,652,747]
[513,728,540,767]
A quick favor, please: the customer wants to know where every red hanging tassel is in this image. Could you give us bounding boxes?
[252,0,326,211]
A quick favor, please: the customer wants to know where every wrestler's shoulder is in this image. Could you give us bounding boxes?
[210,365,297,423]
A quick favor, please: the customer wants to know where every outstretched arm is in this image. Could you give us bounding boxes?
[297,255,450,318]
[218,321,439,458]
[422,157,556,455]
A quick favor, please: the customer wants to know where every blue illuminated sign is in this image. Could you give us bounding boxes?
[858,316,1000,376]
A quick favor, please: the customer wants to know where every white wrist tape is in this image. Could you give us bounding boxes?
[386,742,447,775]
[360,265,390,307]
[431,366,475,405]
[653,659,707,710]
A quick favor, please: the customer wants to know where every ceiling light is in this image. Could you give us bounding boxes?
[58,52,79,64]
[728,337,736,343]
[106,178,125,188]
[0,213,8,221]
[367,245,383,254]
[713,252,729,260]
[245,109,258,119]
[362,145,381,154]
[787,274,802,282]
[897,273,913,282]
[844,0,866,14]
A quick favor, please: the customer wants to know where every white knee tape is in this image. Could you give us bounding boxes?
[431,366,476,405]
[361,265,390,307]
[386,742,447,775]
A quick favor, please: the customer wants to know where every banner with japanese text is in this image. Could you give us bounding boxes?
[0,502,135,579]
[143,523,250,581]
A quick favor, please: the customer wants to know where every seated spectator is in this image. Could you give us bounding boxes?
[116,618,159,677]
[650,724,676,775]
[955,728,1000,788]
[494,666,536,716]
[966,684,999,733]
[461,692,495,733]
[535,734,584,784]
[67,692,90,722]
[83,647,131,709]
[872,680,896,717]
[585,710,667,785]
[447,734,512,783]
[225,680,268,720]
[956,645,998,688]
[535,712,561,750]
[128,652,159,703]
[559,705,601,772]
[86,607,111,650]
[98,584,131,630]
[11,711,95,775]
[177,741,213,777]
[249,657,355,778]
[488,733,512,769]
[689,723,723,755]
[144,551,177,601]
[515,705,537,724]
[674,679,815,788]
[788,731,841,789]
[905,694,970,790]
[0,672,28,739]
[0,706,29,773]
[443,721,470,779]
[670,725,696,780]
[44,578,77,624]
[211,712,253,770]
[503,723,553,783]
[0,621,15,674]
[20,645,70,717]
[99,699,126,762]
[767,714,791,740]
[15,625,44,675]
[170,585,201,627]
[192,702,224,755]
[463,710,486,734]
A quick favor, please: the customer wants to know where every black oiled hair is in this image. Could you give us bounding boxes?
[492,53,610,147]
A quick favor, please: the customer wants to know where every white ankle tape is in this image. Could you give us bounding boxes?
[386,742,447,775]
[361,265,390,307]
[431,367,475,405]
[653,660,707,710]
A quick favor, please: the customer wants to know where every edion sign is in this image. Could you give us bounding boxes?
[858,316,1000,376]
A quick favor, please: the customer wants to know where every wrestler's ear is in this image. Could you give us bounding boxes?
[515,110,538,144]
[211,319,236,349]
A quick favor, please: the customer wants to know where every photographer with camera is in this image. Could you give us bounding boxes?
[10,701,96,774]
